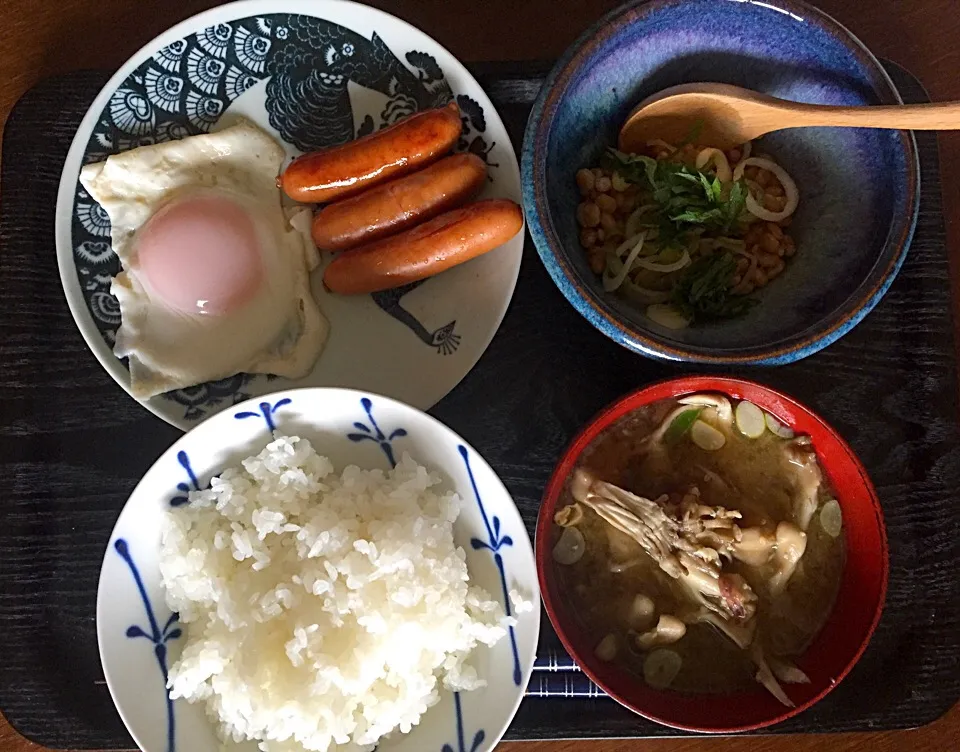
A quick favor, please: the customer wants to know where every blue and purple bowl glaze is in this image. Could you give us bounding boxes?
[521,0,919,365]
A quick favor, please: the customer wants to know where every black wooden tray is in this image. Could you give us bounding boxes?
[1,60,958,749]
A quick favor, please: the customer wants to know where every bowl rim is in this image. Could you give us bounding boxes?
[534,375,889,732]
[520,0,920,365]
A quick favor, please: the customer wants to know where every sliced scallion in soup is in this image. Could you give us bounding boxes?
[552,394,844,705]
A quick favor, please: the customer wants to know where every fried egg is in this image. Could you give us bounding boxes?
[80,118,327,399]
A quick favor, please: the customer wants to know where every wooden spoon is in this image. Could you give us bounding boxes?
[618,82,960,152]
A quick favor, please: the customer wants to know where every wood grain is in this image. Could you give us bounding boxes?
[1,0,959,750]
[619,86,960,151]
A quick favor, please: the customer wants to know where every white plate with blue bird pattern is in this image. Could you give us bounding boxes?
[96,386,539,752]
[56,0,523,430]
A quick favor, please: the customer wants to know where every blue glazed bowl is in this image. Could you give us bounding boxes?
[521,0,919,365]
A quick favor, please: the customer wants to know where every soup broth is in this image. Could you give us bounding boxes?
[552,395,845,701]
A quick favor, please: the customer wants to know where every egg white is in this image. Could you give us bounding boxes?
[79,118,327,399]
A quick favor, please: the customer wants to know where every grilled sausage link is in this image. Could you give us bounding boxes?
[323,199,523,294]
[281,102,462,203]
[312,153,487,252]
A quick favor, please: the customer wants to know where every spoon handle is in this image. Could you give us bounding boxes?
[782,100,960,131]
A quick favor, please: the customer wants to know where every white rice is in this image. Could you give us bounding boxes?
[159,434,509,752]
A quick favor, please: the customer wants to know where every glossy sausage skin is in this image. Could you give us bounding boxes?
[281,102,462,203]
[323,199,523,295]
[312,153,487,252]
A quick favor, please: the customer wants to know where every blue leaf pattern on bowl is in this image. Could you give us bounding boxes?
[344,398,497,751]
[154,396,508,750]
[114,538,181,752]
[234,397,292,432]
[347,396,408,467]
[441,692,486,752]
[169,450,200,507]
[439,444,526,751]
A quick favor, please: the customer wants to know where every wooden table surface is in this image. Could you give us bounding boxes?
[1,0,958,749]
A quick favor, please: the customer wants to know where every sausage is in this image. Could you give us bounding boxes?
[281,102,462,203]
[323,199,523,295]
[312,153,487,252]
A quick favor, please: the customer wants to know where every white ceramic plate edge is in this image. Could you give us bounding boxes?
[56,0,524,430]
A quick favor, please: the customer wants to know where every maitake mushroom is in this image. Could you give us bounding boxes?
[572,469,807,707]
[784,436,822,531]
[571,472,757,627]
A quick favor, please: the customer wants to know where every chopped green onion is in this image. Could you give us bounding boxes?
[764,412,795,439]
[820,499,843,538]
[691,420,726,451]
[644,649,682,689]
[735,401,766,439]
[663,407,704,445]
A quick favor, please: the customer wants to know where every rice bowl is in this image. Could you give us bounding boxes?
[160,435,515,751]
[97,388,539,752]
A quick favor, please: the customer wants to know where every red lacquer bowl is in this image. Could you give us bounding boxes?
[535,376,888,733]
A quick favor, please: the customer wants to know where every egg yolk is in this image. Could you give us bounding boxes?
[137,195,263,315]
